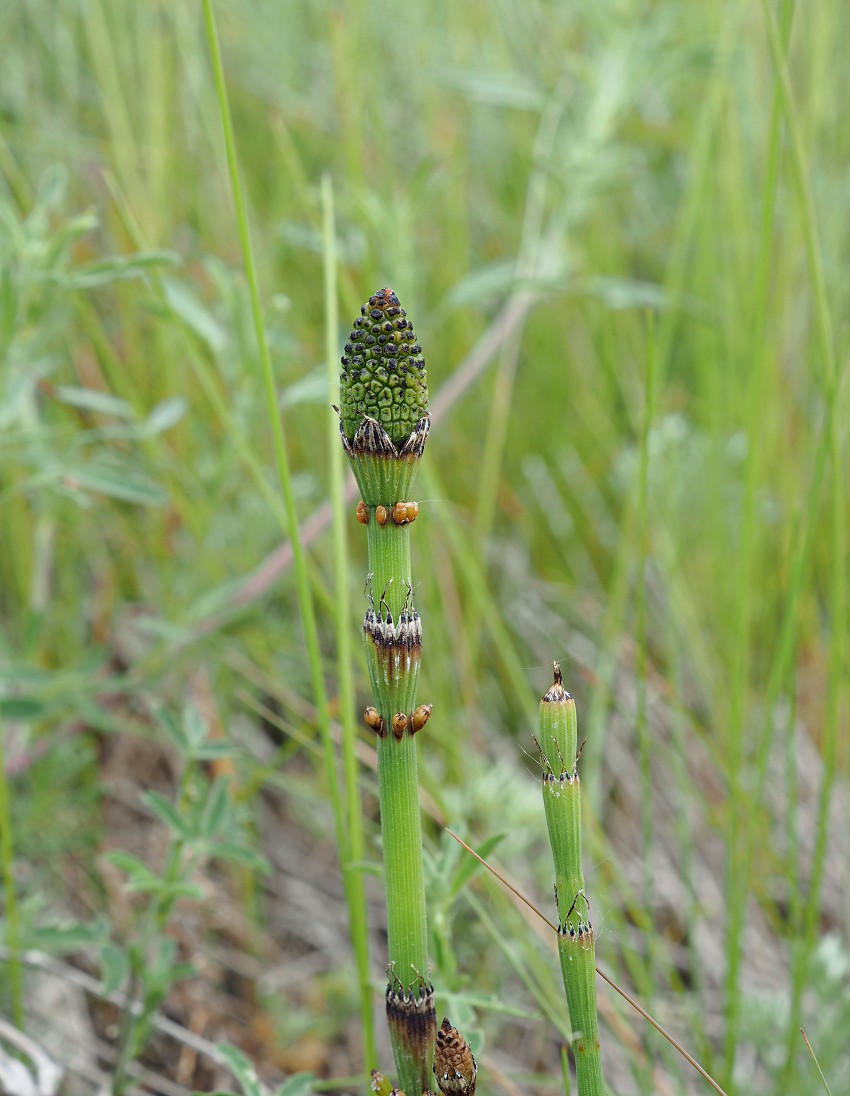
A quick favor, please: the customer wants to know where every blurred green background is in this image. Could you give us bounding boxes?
[1,1,848,1093]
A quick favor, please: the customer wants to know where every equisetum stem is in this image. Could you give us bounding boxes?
[364,509,432,1095]
[539,664,605,1096]
[366,519,412,616]
[377,732,429,977]
[338,289,435,1096]
[366,513,429,985]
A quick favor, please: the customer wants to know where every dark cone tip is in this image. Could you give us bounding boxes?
[542,661,571,704]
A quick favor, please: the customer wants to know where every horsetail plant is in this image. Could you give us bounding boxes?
[537,663,606,1096]
[336,288,436,1096]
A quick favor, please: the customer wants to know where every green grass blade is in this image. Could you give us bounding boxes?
[0,713,24,1027]
[200,2,359,1066]
[321,174,376,1074]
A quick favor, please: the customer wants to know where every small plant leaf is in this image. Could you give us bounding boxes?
[126,877,203,901]
[199,776,231,839]
[141,939,195,997]
[275,1072,315,1096]
[99,941,130,995]
[449,833,506,897]
[183,704,209,752]
[32,919,108,953]
[346,859,384,878]
[213,1043,264,1096]
[195,742,240,760]
[170,962,197,983]
[0,696,44,719]
[163,276,226,353]
[141,790,195,840]
[69,249,178,288]
[65,463,168,506]
[53,385,135,419]
[158,708,190,751]
[104,850,159,888]
[212,843,272,874]
[279,366,328,408]
[436,66,543,110]
[142,396,187,436]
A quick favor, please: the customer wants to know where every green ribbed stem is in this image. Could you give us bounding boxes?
[367,517,412,619]
[541,697,583,908]
[366,515,429,980]
[539,666,606,1096]
[377,731,429,982]
[556,932,604,1096]
[365,510,432,1096]
[341,289,434,1096]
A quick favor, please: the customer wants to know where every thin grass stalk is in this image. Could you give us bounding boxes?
[337,288,435,1095]
[727,0,795,1079]
[321,176,376,1074]
[537,665,605,1096]
[723,3,845,1081]
[635,314,656,989]
[0,713,23,1027]
[201,8,371,1077]
[724,0,795,1075]
[758,8,847,1093]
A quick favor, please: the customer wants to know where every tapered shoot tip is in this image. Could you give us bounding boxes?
[542,662,570,704]
[370,1070,398,1096]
